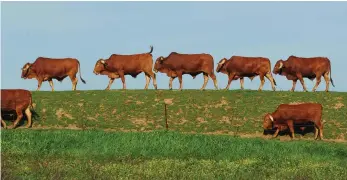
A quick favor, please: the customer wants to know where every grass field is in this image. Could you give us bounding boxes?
[2,130,347,179]
[1,90,347,179]
[3,90,346,140]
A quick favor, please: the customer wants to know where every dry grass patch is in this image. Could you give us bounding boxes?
[333,102,344,110]
[220,116,231,124]
[196,117,207,124]
[55,108,74,120]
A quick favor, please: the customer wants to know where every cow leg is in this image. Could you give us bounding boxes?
[8,109,23,129]
[287,120,295,139]
[1,118,7,129]
[48,79,54,91]
[296,73,308,92]
[119,72,126,90]
[25,107,32,128]
[265,73,276,91]
[323,72,330,92]
[177,72,183,91]
[314,121,324,140]
[147,71,157,90]
[240,78,244,90]
[225,73,236,90]
[314,127,319,140]
[105,78,115,90]
[169,77,175,90]
[258,74,265,91]
[200,73,209,90]
[290,80,298,92]
[209,73,219,90]
[69,75,78,91]
[312,74,322,92]
[144,74,150,90]
[36,79,43,91]
[273,128,280,138]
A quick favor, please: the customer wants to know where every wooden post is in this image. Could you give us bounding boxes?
[164,104,168,130]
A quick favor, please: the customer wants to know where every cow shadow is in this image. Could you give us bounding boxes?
[263,122,316,137]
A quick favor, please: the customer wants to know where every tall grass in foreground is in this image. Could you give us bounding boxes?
[2,130,347,179]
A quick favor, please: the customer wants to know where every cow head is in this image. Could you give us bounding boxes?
[153,56,165,73]
[263,113,274,130]
[21,63,35,79]
[273,60,285,75]
[216,58,228,73]
[93,59,108,75]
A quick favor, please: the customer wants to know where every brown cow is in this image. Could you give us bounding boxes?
[1,89,38,129]
[21,57,86,91]
[216,56,277,91]
[153,52,218,90]
[93,46,157,90]
[273,55,335,92]
[263,103,323,140]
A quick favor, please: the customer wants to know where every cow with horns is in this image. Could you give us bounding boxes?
[273,55,335,92]
[21,57,86,91]
[216,56,277,91]
[153,52,219,90]
[93,46,157,90]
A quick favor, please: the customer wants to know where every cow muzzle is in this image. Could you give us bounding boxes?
[93,71,99,75]
[154,69,158,73]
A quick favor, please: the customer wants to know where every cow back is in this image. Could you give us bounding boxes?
[104,53,153,73]
[226,56,271,75]
[1,89,32,111]
[274,103,322,122]
[285,56,331,75]
[32,57,79,77]
[162,53,214,72]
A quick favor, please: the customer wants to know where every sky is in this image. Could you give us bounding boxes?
[1,1,347,92]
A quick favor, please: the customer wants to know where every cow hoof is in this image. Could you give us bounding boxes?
[25,125,31,128]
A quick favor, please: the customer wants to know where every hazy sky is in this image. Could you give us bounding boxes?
[2,2,347,91]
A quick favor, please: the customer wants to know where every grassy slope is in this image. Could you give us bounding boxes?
[3,90,347,140]
[1,130,347,179]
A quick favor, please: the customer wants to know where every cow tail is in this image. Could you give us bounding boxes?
[329,62,335,87]
[77,60,86,84]
[148,45,153,54]
[273,76,277,86]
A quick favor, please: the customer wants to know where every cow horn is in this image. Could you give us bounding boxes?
[22,64,30,71]
[269,114,274,122]
[101,60,106,64]
[279,62,283,69]
[160,57,164,61]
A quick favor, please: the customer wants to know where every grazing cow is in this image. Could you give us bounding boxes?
[93,46,157,90]
[273,55,335,92]
[21,57,86,91]
[1,89,38,129]
[216,56,277,91]
[263,103,323,140]
[153,52,218,90]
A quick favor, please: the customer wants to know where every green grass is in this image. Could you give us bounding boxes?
[2,90,347,140]
[1,130,347,179]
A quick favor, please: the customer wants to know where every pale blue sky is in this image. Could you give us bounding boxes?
[1,2,347,91]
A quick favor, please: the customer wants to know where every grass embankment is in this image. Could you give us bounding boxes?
[3,90,347,140]
[1,130,347,179]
